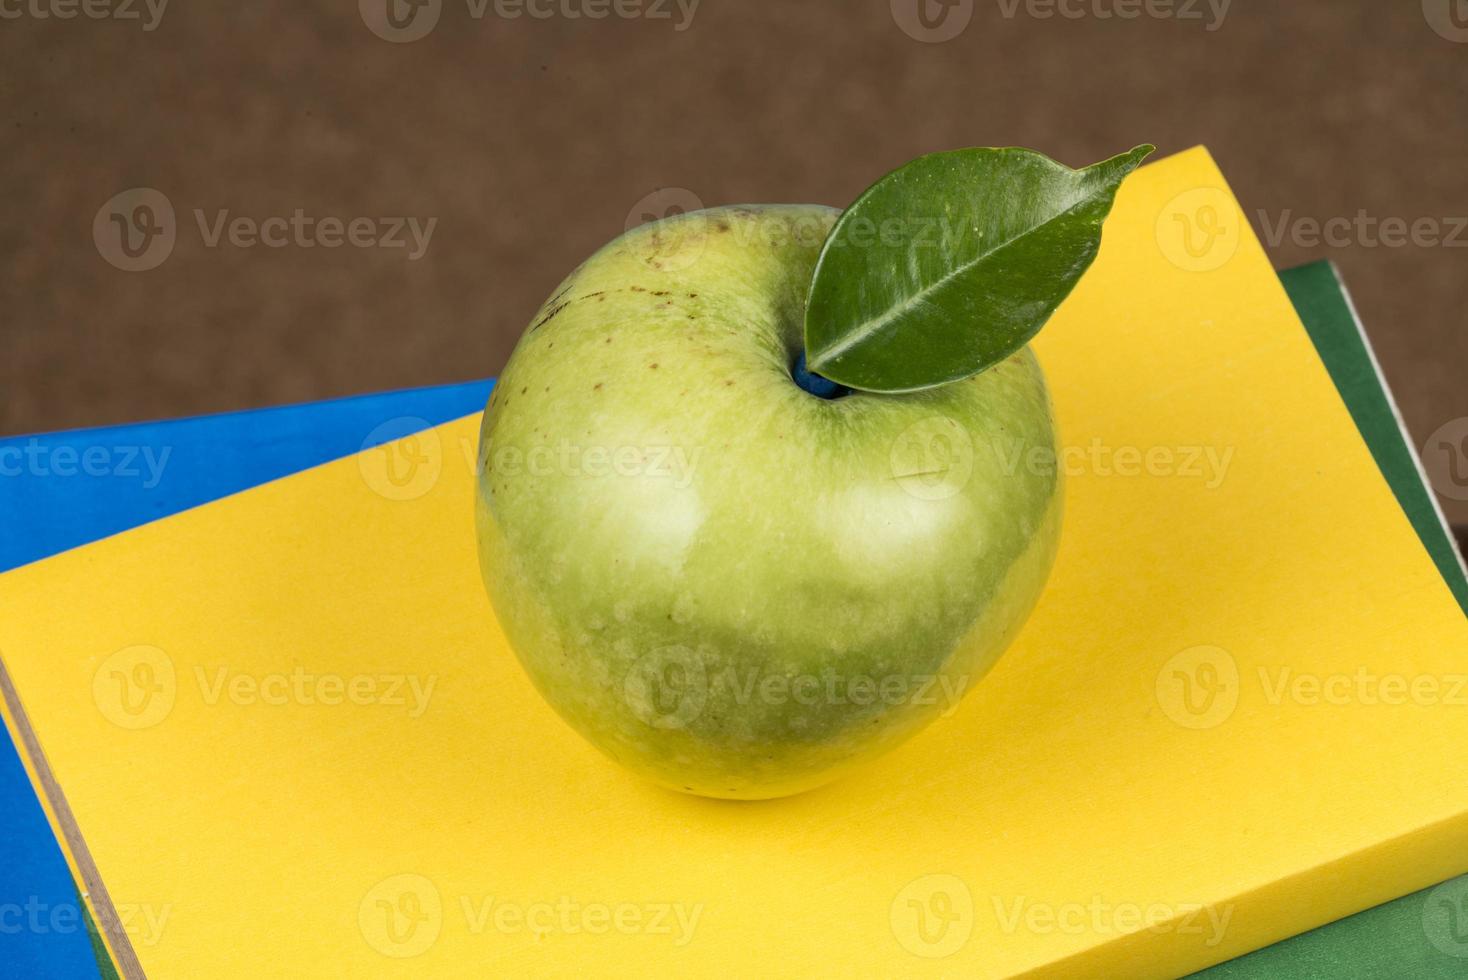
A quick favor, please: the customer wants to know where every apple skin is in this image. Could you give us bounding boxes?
[475,204,1062,800]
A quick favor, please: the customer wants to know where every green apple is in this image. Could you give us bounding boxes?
[475,204,1062,799]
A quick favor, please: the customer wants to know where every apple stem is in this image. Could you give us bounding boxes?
[792,351,850,400]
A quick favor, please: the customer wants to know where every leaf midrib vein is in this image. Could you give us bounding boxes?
[810,187,1105,367]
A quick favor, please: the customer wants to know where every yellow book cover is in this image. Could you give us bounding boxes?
[3,147,1467,979]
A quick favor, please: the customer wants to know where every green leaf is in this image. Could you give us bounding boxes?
[803,144,1154,393]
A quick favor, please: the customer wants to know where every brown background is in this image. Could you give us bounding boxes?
[2,0,1466,520]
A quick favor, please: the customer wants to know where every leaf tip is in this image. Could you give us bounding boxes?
[1124,143,1157,169]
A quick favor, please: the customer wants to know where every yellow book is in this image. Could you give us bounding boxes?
[3,147,1467,979]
